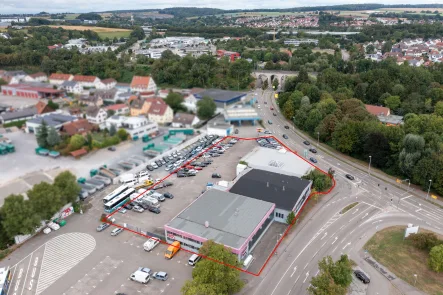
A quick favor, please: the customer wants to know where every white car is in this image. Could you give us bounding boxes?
[133,205,144,213]
[118,208,127,214]
[151,162,158,169]
[143,237,160,251]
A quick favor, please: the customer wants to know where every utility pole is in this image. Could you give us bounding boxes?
[426,179,432,200]
[368,156,372,176]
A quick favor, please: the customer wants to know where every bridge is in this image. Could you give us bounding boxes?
[252,70,318,90]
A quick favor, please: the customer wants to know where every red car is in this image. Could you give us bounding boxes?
[270,107,274,110]
[186,165,202,171]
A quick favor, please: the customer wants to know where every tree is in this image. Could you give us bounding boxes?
[69,134,85,151]
[272,78,279,90]
[283,99,296,120]
[398,134,425,177]
[365,44,375,54]
[117,129,129,141]
[407,232,441,251]
[434,101,443,117]
[384,95,401,111]
[165,92,186,113]
[107,109,116,117]
[308,255,352,295]
[181,240,244,295]
[429,244,443,272]
[28,182,62,220]
[197,96,217,120]
[46,126,61,147]
[47,99,59,110]
[109,124,117,136]
[262,79,269,90]
[130,26,146,40]
[53,171,81,205]
[86,132,93,150]
[0,194,41,238]
[0,78,7,86]
[286,211,296,225]
[36,120,48,148]
[302,170,333,192]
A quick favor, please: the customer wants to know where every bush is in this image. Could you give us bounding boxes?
[3,120,26,128]
[407,233,442,251]
[429,244,443,272]
[302,170,333,192]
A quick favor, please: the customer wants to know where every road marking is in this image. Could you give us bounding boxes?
[360,202,383,210]
[401,195,412,200]
[290,266,297,278]
[20,252,33,295]
[304,263,309,270]
[331,237,338,245]
[320,232,328,240]
[342,242,351,250]
[303,272,310,283]
[352,209,359,215]
[372,220,383,224]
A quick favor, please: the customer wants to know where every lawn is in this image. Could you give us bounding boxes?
[64,14,79,20]
[47,25,131,39]
[97,31,131,39]
[91,132,105,143]
[365,226,443,295]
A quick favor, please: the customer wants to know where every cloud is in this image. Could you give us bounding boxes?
[3,0,443,14]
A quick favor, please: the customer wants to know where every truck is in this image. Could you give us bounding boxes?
[86,179,105,190]
[98,166,117,179]
[118,161,135,170]
[79,183,97,194]
[134,195,160,209]
[92,175,112,185]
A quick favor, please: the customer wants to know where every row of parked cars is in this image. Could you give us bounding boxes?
[256,137,282,150]
[145,135,222,172]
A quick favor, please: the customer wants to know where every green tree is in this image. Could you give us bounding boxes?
[36,120,49,148]
[47,99,59,110]
[262,79,269,90]
[429,244,443,272]
[69,134,85,151]
[117,129,129,141]
[283,99,295,120]
[0,194,41,238]
[302,170,333,192]
[86,133,93,150]
[109,124,117,136]
[197,96,217,120]
[181,240,244,295]
[407,232,441,251]
[384,96,401,111]
[272,78,279,90]
[107,109,116,117]
[53,171,81,205]
[308,255,352,295]
[434,101,443,116]
[286,211,296,225]
[398,134,425,177]
[165,92,186,113]
[0,78,8,86]
[28,182,62,220]
[46,126,61,147]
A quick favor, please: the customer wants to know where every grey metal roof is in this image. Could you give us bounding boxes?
[60,81,78,87]
[241,147,313,178]
[224,106,260,120]
[167,189,274,249]
[0,107,36,121]
[194,89,246,103]
[28,113,77,127]
[230,169,312,211]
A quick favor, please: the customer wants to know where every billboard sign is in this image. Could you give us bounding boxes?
[405,225,419,238]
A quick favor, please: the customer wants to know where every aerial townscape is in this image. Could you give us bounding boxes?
[2,2,443,295]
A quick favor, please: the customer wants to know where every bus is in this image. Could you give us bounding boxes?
[104,187,135,213]
[103,185,130,204]
[0,267,11,295]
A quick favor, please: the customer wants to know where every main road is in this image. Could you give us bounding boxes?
[242,90,443,295]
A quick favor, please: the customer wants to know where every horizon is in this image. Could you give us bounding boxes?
[2,1,443,15]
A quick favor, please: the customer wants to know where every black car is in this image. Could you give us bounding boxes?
[108,146,116,151]
[345,174,355,180]
[186,171,197,177]
[123,203,133,210]
[273,113,277,116]
[177,172,187,178]
[163,192,174,199]
[354,270,370,284]
[155,160,163,167]
[212,173,221,178]
[140,203,150,210]
[235,129,239,134]
[211,153,221,157]
[203,161,212,165]
[309,148,317,153]
[148,206,161,214]
[146,165,154,171]
[282,134,288,139]
[284,125,290,129]
[303,141,311,145]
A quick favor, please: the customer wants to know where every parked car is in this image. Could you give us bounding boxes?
[354,270,370,284]
[282,134,288,139]
[270,107,274,110]
[309,148,317,153]
[118,208,127,214]
[210,153,221,157]
[284,125,289,129]
[346,174,355,180]
[124,203,133,210]
[309,157,318,163]
[96,223,110,232]
[235,129,239,134]
[148,206,161,214]
[152,271,168,281]
[303,141,311,145]
[111,227,123,236]
[264,130,272,134]
[212,173,221,178]
[146,165,154,171]
[133,205,144,213]
[268,120,273,124]
[108,146,116,151]
[163,192,174,199]
[273,113,277,116]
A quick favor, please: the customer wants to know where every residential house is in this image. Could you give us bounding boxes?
[96,78,117,90]
[158,89,171,98]
[85,106,107,125]
[78,93,103,107]
[114,92,133,103]
[146,98,173,124]
[60,81,83,95]
[130,76,157,93]
[69,107,83,118]
[24,72,47,83]
[72,75,101,88]
[47,44,63,50]
[105,115,159,138]
[115,82,131,92]
[365,104,390,117]
[130,98,151,116]
[0,70,27,84]
[171,112,199,128]
[35,101,54,115]
[105,104,129,115]
[60,119,96,136]
[49,73,73,85]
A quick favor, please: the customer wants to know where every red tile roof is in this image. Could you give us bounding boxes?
[130,76,151,89]
[147,98,169,116]
[70,148,88,158]
[49,73,72,81]
[35,101,53,114]
[101,78,116,85]
[365,104,390,116]
[105,104,128,111]
[73,75,98,83]
[62,119,95,136]
[30,72,47,78]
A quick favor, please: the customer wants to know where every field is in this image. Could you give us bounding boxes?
[216,11,308,18]
[64,14,79,20]
[365,226,443,295]
[47,25,131,39]
[380,7,443,14]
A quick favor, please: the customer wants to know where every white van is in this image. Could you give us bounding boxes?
[188,254,201,266]
[130,270,150,284]
[151,192,165,202]
[136,170,150,178]
[120,174,137,186]
[47,222,60,231]
[143,237,160,251]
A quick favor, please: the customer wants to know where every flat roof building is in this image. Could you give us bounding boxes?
[207,115,234,137]
[194,89,247,108]
[223,105,260,126]
[165,189,275,260]
[25,112,77,133]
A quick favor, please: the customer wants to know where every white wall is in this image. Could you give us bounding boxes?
[274,208,290,224]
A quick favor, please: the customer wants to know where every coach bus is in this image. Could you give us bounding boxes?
[103,185,130,204]
[0,267,11,295]
[104,187,135,213]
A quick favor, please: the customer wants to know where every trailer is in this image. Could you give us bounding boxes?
[98,167,117,179]
[108,167,122,176]
[48,151,60,158]
[92,175,112,185]
[85,179,105,190]
[128,157,144,166]
[143,149,160,157]
[118,161,135,170]
[131,155,146,163]
[78,189,89,200]
[79,183,97,194]
[0,145,7,155]
[35,147,49,156]
[169,128,194,136]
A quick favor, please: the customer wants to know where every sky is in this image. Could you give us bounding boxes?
[2,0,443,14]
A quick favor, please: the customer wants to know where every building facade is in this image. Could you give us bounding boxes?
[105,115,158,139]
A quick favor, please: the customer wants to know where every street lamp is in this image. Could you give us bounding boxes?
[317,132,320,148]
[414,274,417,286]
[368,156,372,176]
[426,179,432,200]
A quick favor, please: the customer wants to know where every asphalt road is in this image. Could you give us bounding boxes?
[243,90,443,295]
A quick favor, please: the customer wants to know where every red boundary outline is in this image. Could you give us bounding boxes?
[104,135,336,277]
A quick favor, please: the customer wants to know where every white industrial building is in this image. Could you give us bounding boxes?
[105,115,158,139]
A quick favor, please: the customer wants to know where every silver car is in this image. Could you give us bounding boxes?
[111,227,123,236]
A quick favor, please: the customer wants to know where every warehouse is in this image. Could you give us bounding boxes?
[165,189,275,260]
[230,169,312,223]
[223,105,260,126]
[1,84,65,99]
[194,89,247,108]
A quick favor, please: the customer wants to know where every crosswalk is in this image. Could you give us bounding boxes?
[35,233,96,295]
